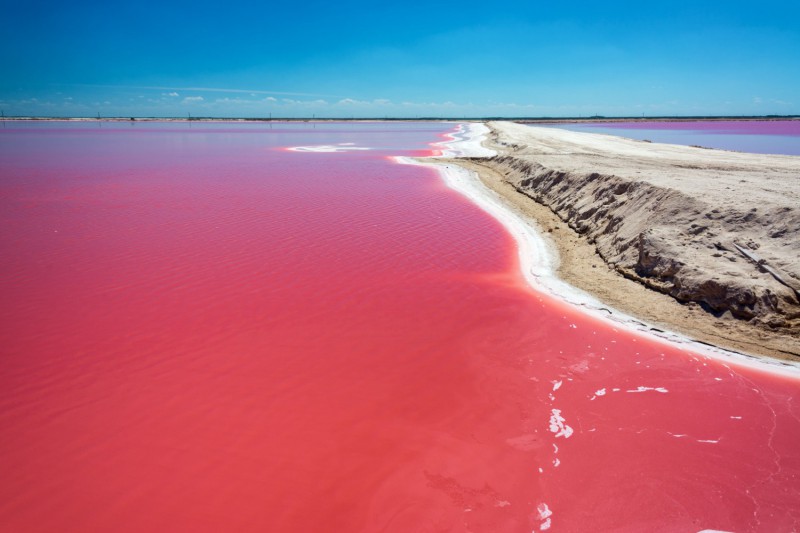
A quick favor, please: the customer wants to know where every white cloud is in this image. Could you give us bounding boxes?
[182,96,204,103]
[214,97,253,105]
[80,84,337,98]
[263,96,277,102]
[753,96,763,104]
[163,92,179,97]
[334,98,391,107]
[271,98,328,107]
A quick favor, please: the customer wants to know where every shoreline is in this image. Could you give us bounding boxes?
[407,122,800,376]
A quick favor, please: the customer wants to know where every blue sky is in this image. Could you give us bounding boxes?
[2,0,799,117]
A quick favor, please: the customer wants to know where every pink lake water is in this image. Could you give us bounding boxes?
[546,120,800,155]
[1,121,799,532]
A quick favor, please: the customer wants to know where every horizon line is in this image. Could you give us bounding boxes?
[3,114,800,122]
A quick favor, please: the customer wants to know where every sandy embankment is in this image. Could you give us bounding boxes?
[441,121,800,361]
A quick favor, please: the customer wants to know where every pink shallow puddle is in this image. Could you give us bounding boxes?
[548,120,800,155]
[1,122,799,532]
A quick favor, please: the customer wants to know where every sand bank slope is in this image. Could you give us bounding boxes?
[459,121,800,357]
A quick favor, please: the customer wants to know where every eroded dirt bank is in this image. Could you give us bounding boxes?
[450,121,800,360]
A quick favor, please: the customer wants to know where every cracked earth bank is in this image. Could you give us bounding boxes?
[452,121,800,360]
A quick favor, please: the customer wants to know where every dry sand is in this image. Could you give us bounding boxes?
[445,121,800,361]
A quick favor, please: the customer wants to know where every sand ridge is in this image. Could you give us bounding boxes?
[441,121,800,362]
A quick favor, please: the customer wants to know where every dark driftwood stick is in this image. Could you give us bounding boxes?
[733,242,800,299]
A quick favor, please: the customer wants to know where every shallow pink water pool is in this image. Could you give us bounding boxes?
[548,119,800,155]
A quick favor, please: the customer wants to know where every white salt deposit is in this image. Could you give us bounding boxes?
[626,386,669,394]
[548,409,574,439]
[537,503,553,531]
[288,143,370,152]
